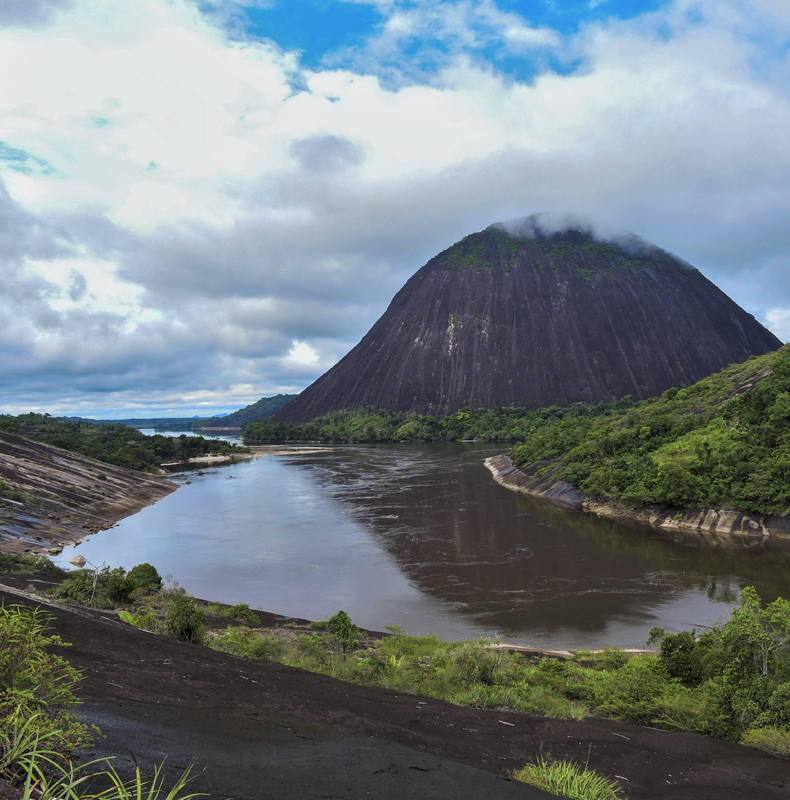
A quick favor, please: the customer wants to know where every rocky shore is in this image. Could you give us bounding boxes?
[0,431,177,555]
[485,454,790,549]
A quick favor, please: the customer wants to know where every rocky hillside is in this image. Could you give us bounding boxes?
[276,216,781,423]
[0,431,176,554]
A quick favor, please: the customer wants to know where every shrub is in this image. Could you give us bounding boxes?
[452,642,502,685]
[513,757,625,799]
[741,727,790,758]
[0,604,90,756]
[226,603,259,625]
[165,593,206,643]
[125,563,162,597]
[51,572,96,605]
[326,610,360,653]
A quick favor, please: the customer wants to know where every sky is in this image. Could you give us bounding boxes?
[1,0,789,418]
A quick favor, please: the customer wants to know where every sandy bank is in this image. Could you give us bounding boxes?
[0,431,177,556]
[485,454,790,549]
[161,445,330,467]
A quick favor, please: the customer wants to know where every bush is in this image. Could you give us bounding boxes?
[226,602,259,625]
[326,610,360,652]
[741,727,790,758]
[51,563,162,608]
[165,593,206,643]
[125,563,162,597]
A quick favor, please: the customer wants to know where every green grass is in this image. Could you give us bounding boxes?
[513,758,625,799]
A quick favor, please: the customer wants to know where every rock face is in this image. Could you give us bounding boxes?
[0,431,177,554]
[276,217,782,423]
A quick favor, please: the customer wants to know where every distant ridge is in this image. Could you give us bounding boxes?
[276,215,782,424]
[200,394,297,429]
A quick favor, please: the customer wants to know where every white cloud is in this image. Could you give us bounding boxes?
[0,0,789,415]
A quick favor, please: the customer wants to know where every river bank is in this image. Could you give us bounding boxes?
[161,444,329,468]
[0,431,177,556]
[485,454,790,549]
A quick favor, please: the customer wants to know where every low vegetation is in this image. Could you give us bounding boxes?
[513,757,624,799]
[37,558,790,749]
[0,602,200,800]
[0,413,250,473]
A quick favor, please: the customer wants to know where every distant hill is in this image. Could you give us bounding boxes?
[65,416,208,431]
[199,394,298,429]
[275,215,781,424]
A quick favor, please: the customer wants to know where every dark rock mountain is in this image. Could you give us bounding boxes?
[276,217,782,423]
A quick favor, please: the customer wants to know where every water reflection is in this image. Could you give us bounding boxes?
[55,444,790,648]
[288,444,790,644]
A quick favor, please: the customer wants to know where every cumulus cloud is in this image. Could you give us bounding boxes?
[0,0,788,416]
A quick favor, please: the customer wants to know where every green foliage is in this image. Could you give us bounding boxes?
[649,586,790,739]
[741,726,790,757]
[0,604,90,759]
[51,563,162,608]
[510,345,790,516]
[243,400,637,445]
[226,603,259,625]
[2,412,249,473]
[0,553,62,576]
[207,589,790,741]
[513,757,625,800]
[165,592,206,643]
[125,563,163,597]
[326,610,360,652]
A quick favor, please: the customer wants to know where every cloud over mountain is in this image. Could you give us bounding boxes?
[0,0,788,416]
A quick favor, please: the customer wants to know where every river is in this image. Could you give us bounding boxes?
[54,443,790,649]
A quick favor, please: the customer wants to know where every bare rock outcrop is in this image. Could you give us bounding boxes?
[0,431,177,554]
[276,217,781,424]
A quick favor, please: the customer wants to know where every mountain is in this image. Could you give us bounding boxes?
[199,394,298,429]
[275,216,782,424]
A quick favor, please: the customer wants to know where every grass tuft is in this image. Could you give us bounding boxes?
[513,757,625,799]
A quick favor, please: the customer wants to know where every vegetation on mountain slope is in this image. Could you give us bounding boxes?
[199,394,297,428]
[510,345,790,516]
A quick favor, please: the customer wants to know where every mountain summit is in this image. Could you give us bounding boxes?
[276,216,782,423]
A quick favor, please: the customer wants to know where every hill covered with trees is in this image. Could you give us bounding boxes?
[510,344,790,516]
[199,394,297,429]
[0,413,249,473]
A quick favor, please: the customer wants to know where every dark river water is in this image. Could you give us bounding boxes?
[55,443,790,648]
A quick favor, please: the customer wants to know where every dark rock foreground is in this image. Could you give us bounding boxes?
[1,578,788,800]
[277,217,781,422]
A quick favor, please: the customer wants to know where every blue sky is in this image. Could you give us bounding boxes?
[0,0,789,417]
[239,0,671,68]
